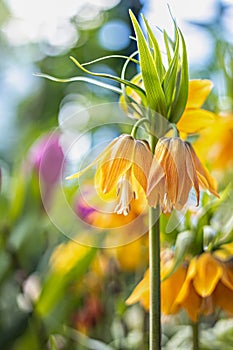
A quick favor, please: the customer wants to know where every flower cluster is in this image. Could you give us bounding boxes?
[126,248,233,322]
[68,132,218,215]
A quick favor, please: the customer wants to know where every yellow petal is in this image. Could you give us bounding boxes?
[126,269,149,310]
[181,283,202,322]
[175,258,197,304]
[98,135,135,193]
[161,264,187,315]
[177,109,216,134]
[186,79,213,109]
[214,243,233,261]
[193,253,223,297]
[116,236,148,272]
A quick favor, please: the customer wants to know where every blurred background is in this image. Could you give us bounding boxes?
[0,0,233,349]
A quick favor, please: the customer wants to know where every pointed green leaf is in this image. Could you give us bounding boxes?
[35,73,123,94]
[70,56,146,102]
[169,29,189,123]
[120,50,146,118]
[81,54,139,66]
[129,10,167,116]
[163,30,172,64]
[163,26,180,118]
[142,15,165,80]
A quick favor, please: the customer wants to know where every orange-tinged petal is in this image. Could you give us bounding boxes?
[197,173,219,197]
[147,138,170,208]
[165,138,194,207]
[147,156,165,195]
[177,109,216,134]
[193,253,223,297]
[147,144,166,207]
[213,282,233,315]
[163,138,180,205]
[161,264,187,315]
[188,144,219,197]
[126,270,149,310]
[132,140,152,193]
[185,143,200,205]
[186,79,213,109]
[147,175,166,208]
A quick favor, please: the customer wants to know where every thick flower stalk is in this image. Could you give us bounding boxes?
[147,137,219,213]
[67,134,152,216]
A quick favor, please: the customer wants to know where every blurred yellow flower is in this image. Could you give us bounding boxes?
[126,250,233,322]
[50,238,92,274]
[114,234,148,272]
[193,113,233,170]
[177,79,216,135]
[67,134,152,215]
[147,137,219,213]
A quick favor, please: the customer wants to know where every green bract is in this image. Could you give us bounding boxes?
[129,10,188,122]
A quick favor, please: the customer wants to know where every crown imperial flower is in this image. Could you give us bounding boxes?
[147,137,219,213]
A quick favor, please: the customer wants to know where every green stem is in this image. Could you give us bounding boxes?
[169,123,180,137]
[149,133,161,350]
[131,117,150,138]
[192,321,199,350]
[149,206,161,350]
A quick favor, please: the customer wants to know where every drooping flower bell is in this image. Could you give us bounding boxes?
[67,134,152,215]
[147,137,219,213]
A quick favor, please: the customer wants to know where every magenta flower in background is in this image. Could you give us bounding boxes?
[29,132,64,205]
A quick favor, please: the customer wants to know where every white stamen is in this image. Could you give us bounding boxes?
[114,175,134,216]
